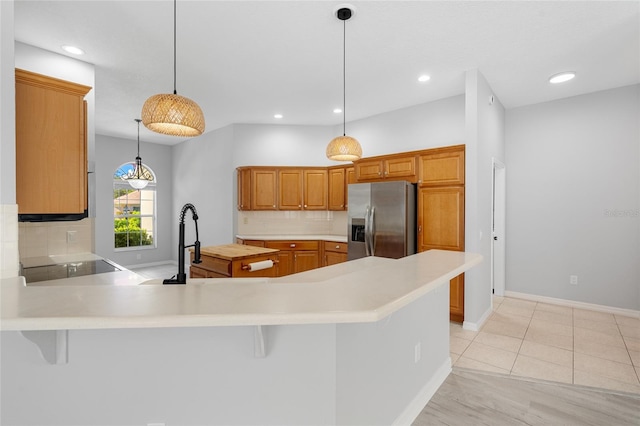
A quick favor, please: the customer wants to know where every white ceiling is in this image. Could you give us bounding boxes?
[13,0,640,145]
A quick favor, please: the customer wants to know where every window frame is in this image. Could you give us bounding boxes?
[113,162,157,251]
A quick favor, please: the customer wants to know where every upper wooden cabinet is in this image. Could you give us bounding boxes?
[278,169,303,210]
[15,69,91,216]
[355,154,417,183]
[418,145,465,186]
[251,168,278,210]
[303,168,328,210]
[237,168,252,210]
[328,166,346,211]
[238,167,328,211]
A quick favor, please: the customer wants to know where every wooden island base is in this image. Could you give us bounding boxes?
[190,244,280,278]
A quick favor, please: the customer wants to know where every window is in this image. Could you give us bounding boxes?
[113,163,156,250]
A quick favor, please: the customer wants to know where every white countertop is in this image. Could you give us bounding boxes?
[2,250,482,331]
[237,234,348,243]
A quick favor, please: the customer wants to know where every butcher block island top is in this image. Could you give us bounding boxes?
[199,244,279,260]
[191,244,280,279]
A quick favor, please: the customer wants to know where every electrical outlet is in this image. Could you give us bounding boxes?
[66,230,77,243]
[414,342,421,363]
[570,275,578,285]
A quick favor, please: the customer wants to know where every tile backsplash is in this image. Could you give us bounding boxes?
[237,210,347,237]
[18,217,95,260]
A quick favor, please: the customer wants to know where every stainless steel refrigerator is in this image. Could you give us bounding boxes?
[347,181,416,260]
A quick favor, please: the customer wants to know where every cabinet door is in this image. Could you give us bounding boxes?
[355,159,384,181]
[303,169,328,210]
[328,167,346,211]
[294,251,320,273]
[190,266,208,279]
[345,167,356,210]
[237,168,252,210]
[278,169,303,210]
[274,251,293,276]
[384,156,416,180]
[449,274,465,323]
[16,69,91,215]
[251,169,278,210]
[418,148,465,186]
[325,252,347,266]
[418,186,465,252]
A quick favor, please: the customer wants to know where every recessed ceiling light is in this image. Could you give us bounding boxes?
[274,114,283,119]
[418,75,431,83]
[549,71,576,84]
[61,45,85,55]
[333,108,342,114]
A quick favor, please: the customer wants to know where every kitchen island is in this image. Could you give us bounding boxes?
[1,249,481,426]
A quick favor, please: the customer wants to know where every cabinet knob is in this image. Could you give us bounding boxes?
[335,245,340,249]
[290,243,296,248]
[272,205,276,208]
[298,205,302,208]
[304,204,307,208]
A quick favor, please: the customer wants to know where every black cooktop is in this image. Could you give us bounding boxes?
[22,259,121,283]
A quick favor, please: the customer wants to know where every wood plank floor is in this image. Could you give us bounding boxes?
[413,367,640,426]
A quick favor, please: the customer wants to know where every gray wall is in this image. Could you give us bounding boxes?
[95,134,173,266]
[0,0,15,205]
[505,84,640,310]
[464,70,506,326]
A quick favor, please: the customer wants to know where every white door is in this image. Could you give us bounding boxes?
[491,159,506,296]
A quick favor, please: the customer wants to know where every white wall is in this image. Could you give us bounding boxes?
[464,69,506,327]
[341,94,466,156]
[95,134,173,267]
[505,85,640,310]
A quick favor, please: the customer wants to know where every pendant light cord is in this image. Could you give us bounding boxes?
[173,0,177,95]
[342,18,346,136]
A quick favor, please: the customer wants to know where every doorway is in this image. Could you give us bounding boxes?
[491,158,506,296]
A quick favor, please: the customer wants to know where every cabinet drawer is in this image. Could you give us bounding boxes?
[265,240,319,251]
[323,241,347,253]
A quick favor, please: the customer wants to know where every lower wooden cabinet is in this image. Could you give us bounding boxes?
[323,241,348,266]
[264,240,320,276]
[449,274,465,323]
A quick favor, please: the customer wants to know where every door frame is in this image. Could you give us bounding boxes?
[491,158,506,297]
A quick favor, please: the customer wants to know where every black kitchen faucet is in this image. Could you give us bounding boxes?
[163,203,202,284]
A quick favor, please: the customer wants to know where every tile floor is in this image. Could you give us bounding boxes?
[451,296,640,395]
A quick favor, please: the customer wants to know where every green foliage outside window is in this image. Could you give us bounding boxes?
[114,211,154,248]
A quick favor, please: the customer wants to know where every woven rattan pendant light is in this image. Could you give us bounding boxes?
[141,0,205,137]
[326,7,362,162]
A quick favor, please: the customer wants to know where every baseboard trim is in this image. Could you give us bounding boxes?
[392,358,451,426]
[504,291,640,318]
[462,304,493,331]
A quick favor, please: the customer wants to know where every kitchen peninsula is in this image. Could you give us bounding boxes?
[1,250,481,425]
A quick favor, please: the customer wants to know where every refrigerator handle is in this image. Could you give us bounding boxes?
[369,206,376,255]
[364,206,371,256]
